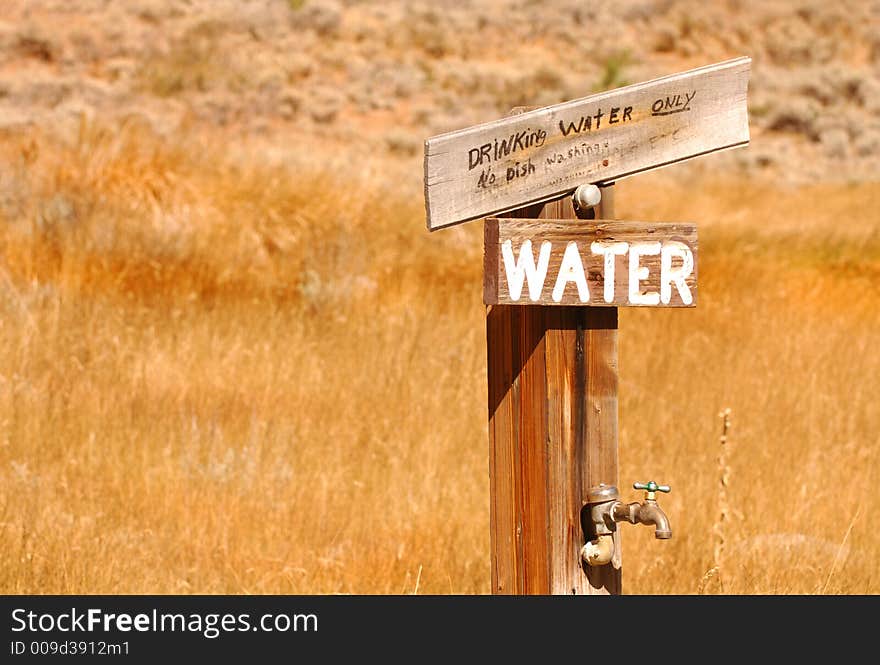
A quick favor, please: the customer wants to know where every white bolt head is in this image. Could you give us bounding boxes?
[572,184,602,210]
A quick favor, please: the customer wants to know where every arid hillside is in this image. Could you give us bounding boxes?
[2,0,880,181]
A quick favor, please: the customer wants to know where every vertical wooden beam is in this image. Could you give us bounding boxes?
[487,185,620,594]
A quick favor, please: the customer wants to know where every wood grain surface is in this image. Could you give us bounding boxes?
[487,188,621,594]
[425,57,750,230]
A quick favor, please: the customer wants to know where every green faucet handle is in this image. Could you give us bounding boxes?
[633,481,670,500]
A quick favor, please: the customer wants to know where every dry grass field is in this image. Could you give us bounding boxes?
[0,1,878,594]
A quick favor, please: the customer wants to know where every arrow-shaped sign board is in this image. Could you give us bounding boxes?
[425,57,750,231]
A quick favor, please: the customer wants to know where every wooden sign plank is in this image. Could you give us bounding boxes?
[425,57,750,231]
[484,218,697,307]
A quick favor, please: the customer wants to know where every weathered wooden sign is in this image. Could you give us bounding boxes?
[425,57,750,231]
[484,218,697,307]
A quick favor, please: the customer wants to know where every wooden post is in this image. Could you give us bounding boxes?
[487,184,621,594]
[427,60,738,596]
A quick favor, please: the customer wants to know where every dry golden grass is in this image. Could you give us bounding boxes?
[0,122,877,593]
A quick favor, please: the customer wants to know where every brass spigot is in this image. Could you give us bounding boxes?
[622,481,672,539]
[581,480,673,567]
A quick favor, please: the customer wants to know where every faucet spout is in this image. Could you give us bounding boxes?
[638,500,672,539]
[611,500,672,539]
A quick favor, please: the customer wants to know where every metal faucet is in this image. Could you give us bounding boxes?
[581,481,672,566]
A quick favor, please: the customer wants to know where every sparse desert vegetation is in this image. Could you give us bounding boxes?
[0,1,878,594]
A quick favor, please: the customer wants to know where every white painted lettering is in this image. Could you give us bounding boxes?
[660,241,694,304]
[552,242,590,302]
[591,241,629,303]
[501,239,551,301]
[628,242,661,305]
